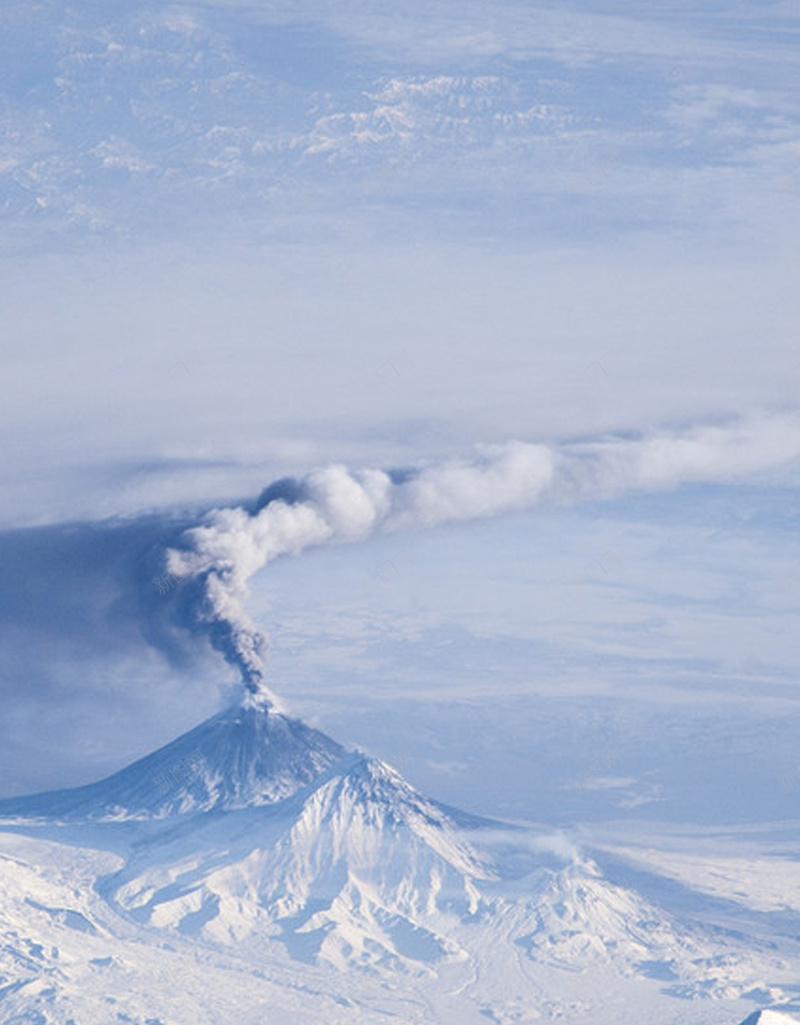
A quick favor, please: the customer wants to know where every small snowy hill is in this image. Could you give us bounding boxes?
[0,701,344,821]
[738,1012,800,1025]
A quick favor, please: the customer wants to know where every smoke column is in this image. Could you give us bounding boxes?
[162,413,800,702]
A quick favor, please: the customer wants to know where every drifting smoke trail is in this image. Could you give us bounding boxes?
[163,413,800,701]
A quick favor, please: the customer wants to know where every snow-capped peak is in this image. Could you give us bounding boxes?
[0,702,345,821]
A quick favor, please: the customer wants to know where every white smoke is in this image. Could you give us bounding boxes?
[165,412,800,701]
[461,827,583,867]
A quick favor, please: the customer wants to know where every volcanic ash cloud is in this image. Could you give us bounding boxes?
[163,414,800,701]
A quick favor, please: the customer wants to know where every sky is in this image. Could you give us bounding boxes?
[2,0,800,830]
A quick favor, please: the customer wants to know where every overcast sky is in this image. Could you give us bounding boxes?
[2,0,800,828]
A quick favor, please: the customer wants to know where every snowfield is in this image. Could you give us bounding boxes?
[0,700,799,1025]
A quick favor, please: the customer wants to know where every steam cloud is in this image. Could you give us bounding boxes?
[163,413,800,702]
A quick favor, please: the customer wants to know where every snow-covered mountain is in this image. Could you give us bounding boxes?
[1,698,799,1024]
[102,750,501,968]
[0,699,345,821]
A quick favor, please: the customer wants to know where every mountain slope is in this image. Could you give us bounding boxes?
[0,702,345,822]
[102,751,502,968]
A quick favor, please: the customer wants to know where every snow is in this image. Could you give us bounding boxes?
[0,703,345,821]
[0,700,799,1024]
[739,1014,800,1025]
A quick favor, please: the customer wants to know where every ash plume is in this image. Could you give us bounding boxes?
[162,413,800,702]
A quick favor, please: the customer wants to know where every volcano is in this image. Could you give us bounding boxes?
[0,699,344,822]
[0,699,796,1024]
